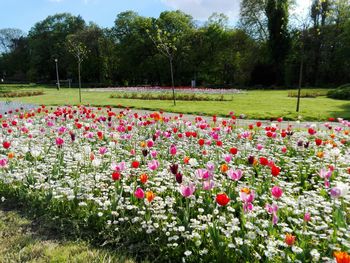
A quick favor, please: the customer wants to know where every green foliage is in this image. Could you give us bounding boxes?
[265,0,290,84]
[1,1,350,88]
[327,84,350,100]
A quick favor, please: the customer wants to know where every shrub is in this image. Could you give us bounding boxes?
[327,84,350,100]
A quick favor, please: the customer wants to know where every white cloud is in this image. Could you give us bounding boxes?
[161,0,241,21]
[161,0,312,22]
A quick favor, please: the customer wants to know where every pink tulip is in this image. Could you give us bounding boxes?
[319,168,332,179]
[180,183,196,198]
[134,188,145,199]
[304,212,311,222]
[271,186,283,199]
[0,158,8,168]
[150,150,157,158]
[99,147,108,155]
[239,190,255,203]
[111,161,126,172]
[257,144,263,150]
[206,162,215,172]
[169,144,177,155]
[266,203,279,225]
[202,180,214,191]
[227,169,243,181]
[55,137,64,146]
[148,159,159,171]
[223,154,232,163]
[147,140,154,148]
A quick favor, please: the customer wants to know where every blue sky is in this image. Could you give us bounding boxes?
[1,0,311,33]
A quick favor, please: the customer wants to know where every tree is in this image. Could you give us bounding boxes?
[28,13,85,81]
[147,25,177,105]
[67,36,89,103]
[265,0,291,85]
[0,28,25,54]
[239,0,268,41]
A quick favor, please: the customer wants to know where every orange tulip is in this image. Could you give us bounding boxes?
[140,173,148,184]
[334,251,350,263]
[221,163,228,173]
[285,233,296,246]
[184,156,190,164]
[7,152,15,159]
[140,141,146,148]
[317,151,324,158]
[145,191,155,202]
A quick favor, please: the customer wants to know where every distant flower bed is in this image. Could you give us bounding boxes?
[0,90,44,98]
[0,101,37,114]
[0,106,349,262]
[89,86,243,95]
[110,92,232,101]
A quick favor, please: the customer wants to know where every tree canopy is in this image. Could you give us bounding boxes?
[0,3,350,87]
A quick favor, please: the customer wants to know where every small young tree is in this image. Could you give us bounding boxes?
[147,25,177,106]
[67,36,89,103]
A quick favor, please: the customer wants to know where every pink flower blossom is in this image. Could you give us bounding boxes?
[227,169,243,181]
[99,147,108,155]
[266,203,279,225]
[223,154,232,163]
[304,212,311,222]
[271,186,283,199]
[169,144,177,155]
[148,159,160,171]
[134,188,145,199]
[150,150,157,158]
[202,180,214,191]
[180,183,196,198]
[55,137,64,147]
[0,158,8,168]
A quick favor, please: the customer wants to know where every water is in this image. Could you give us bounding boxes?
[0,101,37,115]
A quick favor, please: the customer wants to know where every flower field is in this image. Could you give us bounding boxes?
[0,105,349,262]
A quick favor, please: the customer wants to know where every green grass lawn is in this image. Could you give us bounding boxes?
[1,85,349,120]
[0,206,135,263]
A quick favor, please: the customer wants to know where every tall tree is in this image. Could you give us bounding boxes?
[0,28,25,54]
[28,13,85,81]
[265,0,291,84]
[239,0,268,41]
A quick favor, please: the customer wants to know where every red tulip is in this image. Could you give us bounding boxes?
[271,165,280,177]
[131,161,140,169]
[315,138,322,146]
[198,138,205,146]
[216,193,230,206]
[112,172,121,181]
[2,141,11,149]
[229,147,238,155]
[259,157,269,166]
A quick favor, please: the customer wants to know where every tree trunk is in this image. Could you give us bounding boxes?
[169,57,176,106]
[296,55,303,112]
[78,62,82,103]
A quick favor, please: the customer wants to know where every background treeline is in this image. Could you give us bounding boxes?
[0,0,350,88]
